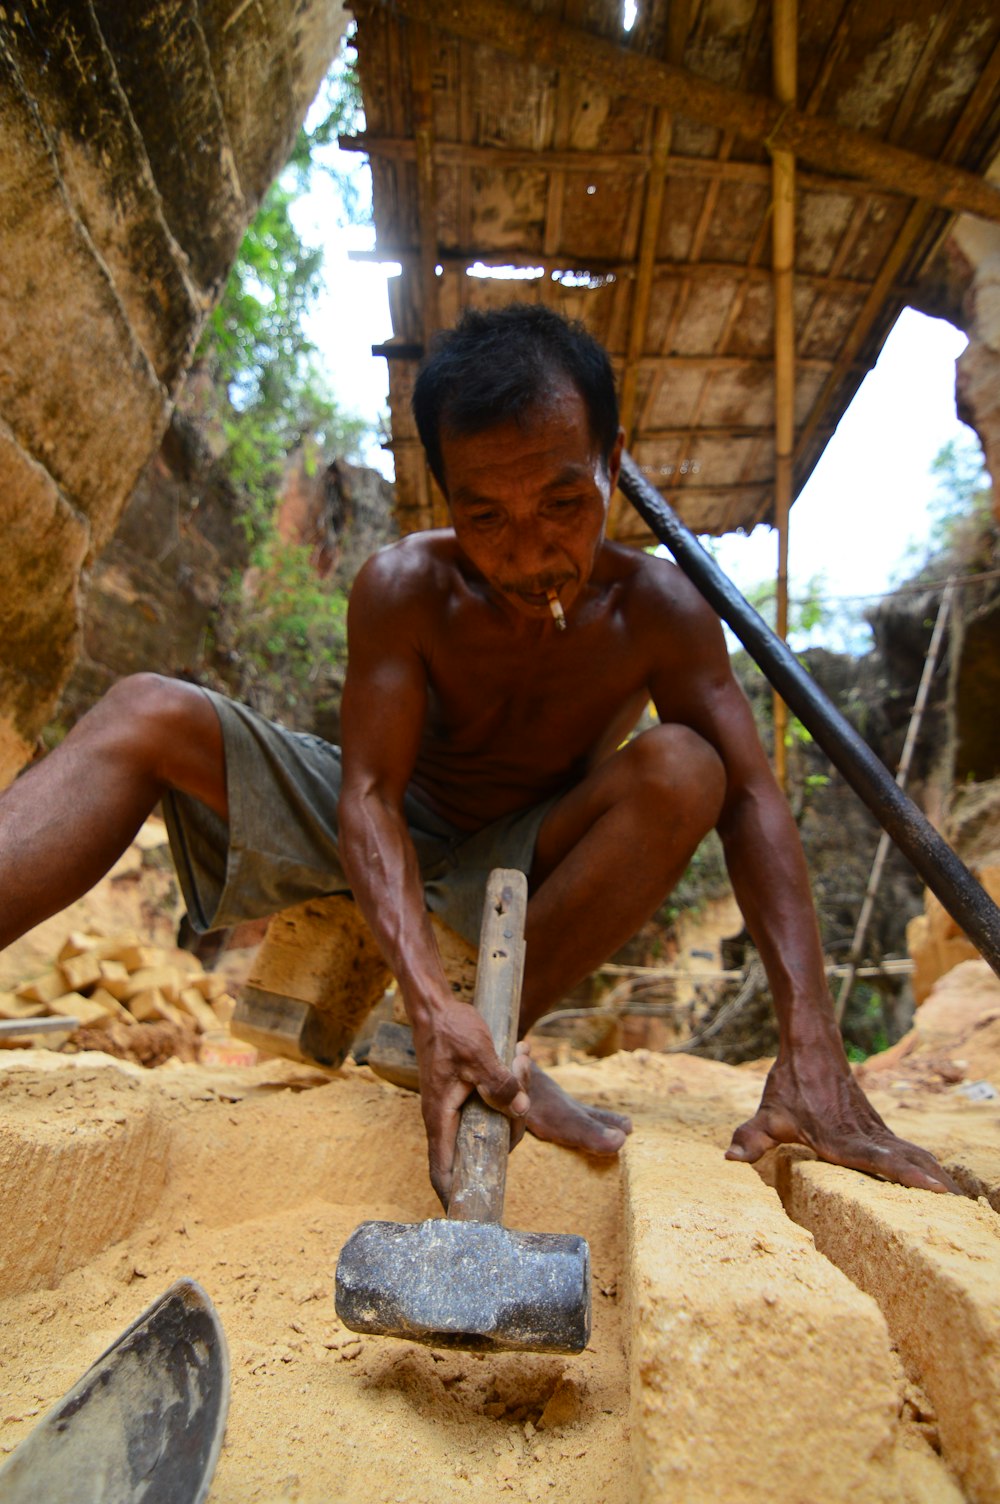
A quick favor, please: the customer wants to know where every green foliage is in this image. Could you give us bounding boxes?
[193,35,372,717]
[897,433,997,582]
[286,43,365,214]
[928,435,992,544]
[842,985,890,1061]
[197,33,369,540]
[741,572,864,650]
[224,540,348,707]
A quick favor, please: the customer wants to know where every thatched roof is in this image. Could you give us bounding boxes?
[345,0,1000,545]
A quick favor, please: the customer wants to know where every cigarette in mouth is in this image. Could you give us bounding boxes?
[546,589,567,631]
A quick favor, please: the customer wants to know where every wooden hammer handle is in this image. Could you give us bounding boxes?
[447,869,528,1224]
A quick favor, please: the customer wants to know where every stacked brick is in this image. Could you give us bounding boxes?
[0,929,235,1053]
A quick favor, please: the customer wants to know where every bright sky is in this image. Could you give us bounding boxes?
[294,152,977,647]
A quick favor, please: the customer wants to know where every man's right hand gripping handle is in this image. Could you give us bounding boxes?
[412,999,531,1207]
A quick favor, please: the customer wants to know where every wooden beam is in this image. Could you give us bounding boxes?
[408,23,441,340]
[628,0,782,529]
[885,0,962,146]
[406,21,450,528]
[623,480,771,497]
[619,109,673,445]
[794,27,1000,468]
[342,133,912,203]
[802,0,852,115]
[635,353,836,372]
[667,0,694,73]
[363,0,1000,226]
[539,0,586,311]
[771,0,797,792]
[637,424,780,440]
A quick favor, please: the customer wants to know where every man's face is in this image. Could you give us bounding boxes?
[439,382,624,627]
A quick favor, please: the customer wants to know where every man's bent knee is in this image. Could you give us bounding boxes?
[98,675,226,809]
[624,722,726,826]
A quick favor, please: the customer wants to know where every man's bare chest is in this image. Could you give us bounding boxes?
[421,629,650,763]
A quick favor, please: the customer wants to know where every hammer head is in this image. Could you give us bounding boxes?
[335,1218,591,1354]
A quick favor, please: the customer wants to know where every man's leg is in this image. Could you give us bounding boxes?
[0,674,227,950]
[518,722,726,1153]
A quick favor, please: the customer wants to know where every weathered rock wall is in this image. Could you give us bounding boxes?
[50,411,250,731]
[907,778,1000,1002]
[51,420,396,744]
[0,0,346,785]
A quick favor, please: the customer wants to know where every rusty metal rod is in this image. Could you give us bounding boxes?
[617,452,1000,981]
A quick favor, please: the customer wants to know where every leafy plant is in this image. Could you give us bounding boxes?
[196,33,369,540]
[190,35,377,722]
[895,433,997,583]
[220,541,349,711]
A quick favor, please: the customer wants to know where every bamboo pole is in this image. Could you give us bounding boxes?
[619,110,673,445]
[407,22,446,526]
[771,0,796,791]
[834,580,957,1024]
[608,111,674,538]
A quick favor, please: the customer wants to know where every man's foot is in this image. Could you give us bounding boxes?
[524,1062,632,1156]
[725,1053,959,1194]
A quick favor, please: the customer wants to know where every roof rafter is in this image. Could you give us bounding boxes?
[794,26,1000,469]
[362,0,1000,225]
[342,133,914,205]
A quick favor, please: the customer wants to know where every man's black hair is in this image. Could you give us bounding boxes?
[412,303,619,492]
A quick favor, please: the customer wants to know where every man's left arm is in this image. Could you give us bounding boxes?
[646,574,956,1193]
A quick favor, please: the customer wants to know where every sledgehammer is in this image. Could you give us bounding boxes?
[334,868,592,1354]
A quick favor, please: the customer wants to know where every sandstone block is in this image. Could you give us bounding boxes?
[0,993,47,1022]
[624,1133,908,1504]
[232,896,393,1066]
[15,973,68,1007]
[232,897,476,1069]
[246,895,392,1014]
[191,973,228,1001]
[89,987,136,1026]
[109,945,167,973]
[58,952,104,994]
[57,932,107,963]
[48,993,114,1028]
[121,967,183,1005]
[771,1154,1000,1503]
[128,988,183,1027]
[176,987,220,1034]
[97,960,132,996]
[908,868,1000,1003]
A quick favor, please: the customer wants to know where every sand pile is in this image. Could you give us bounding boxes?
[0,1054,628,1503]
[0,1022,994,1500]
[0,831,997,1500]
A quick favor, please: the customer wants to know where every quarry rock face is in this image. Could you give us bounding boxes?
[0,0,346,785]
[907,778,1000,1003]
[956,236,1000,530]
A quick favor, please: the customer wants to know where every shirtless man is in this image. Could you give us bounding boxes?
[0,303,955,1204]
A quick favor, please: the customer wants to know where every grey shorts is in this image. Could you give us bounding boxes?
[162,689,560,948]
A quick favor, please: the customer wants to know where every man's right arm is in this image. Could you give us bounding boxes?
[337,550,529,1203]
